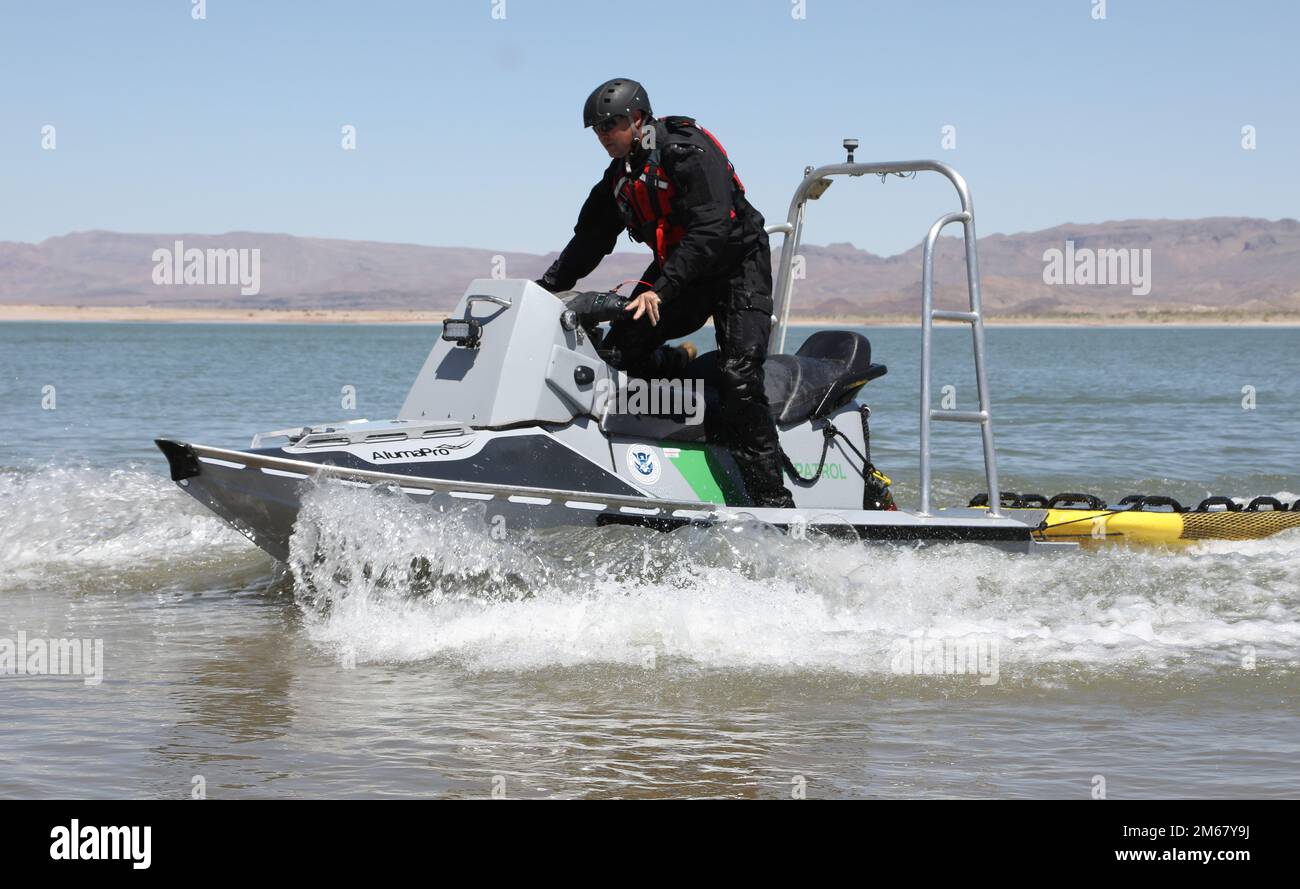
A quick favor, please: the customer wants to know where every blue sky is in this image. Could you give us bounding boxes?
[2,0,1295,256]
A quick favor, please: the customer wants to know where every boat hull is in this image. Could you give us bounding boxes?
[156,439,1054,561]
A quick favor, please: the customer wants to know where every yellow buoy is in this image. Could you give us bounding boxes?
[1027,507,1300,547]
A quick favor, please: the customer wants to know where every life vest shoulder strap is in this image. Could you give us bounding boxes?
[658,116,744,194]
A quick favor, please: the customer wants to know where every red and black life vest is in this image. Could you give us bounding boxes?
[610,116,744,265]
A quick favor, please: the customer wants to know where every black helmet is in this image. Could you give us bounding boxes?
[583,78,651,128]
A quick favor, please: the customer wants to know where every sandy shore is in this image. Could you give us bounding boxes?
[3,303,1299,327]
[0,304,451,325]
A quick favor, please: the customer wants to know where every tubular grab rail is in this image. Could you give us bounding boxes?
[767,160,1001,517]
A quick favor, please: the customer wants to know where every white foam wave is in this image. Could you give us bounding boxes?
[287,483,1300,679]
[0,466,255,588]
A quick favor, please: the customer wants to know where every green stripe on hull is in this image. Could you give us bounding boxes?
[667,444,739,505]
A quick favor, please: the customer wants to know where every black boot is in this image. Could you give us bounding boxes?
[726,401,796,509]
[739,460,796,508]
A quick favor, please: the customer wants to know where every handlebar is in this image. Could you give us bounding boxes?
[557,290,633,325]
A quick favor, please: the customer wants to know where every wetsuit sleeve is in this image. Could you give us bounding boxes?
[537,177,622,292]
[650,143,734,304]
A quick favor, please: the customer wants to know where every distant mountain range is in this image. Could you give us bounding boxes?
[2,217,1298,317]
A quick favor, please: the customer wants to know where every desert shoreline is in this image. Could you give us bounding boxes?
[2,303,1299,328]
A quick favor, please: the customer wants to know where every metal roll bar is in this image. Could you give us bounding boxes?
[766,156,1001,517]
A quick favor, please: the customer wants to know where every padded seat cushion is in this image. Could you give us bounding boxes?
[601,330,886,439]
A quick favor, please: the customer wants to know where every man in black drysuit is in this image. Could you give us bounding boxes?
[534,78,795,508]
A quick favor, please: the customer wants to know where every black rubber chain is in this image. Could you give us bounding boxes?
[780,407,878,487]
[781,423,840,485]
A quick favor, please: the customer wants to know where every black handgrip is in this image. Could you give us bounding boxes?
[1194,496,1240,512]
[562,290,633,324]
[968,492,1024,508]
[1132,495,1184,513]
[1047,492,1108,510]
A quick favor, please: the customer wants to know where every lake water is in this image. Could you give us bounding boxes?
[2,321,1298,798]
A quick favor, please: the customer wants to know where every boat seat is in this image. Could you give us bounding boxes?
[766,330,887,425]
[601,330,886,440]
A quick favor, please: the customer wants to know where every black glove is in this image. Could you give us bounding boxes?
[566,290,631,324]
